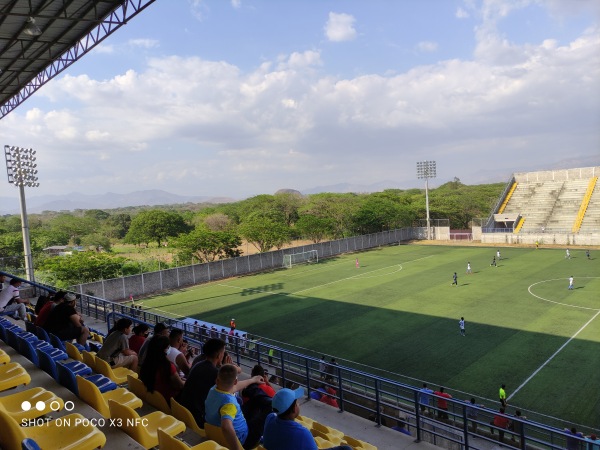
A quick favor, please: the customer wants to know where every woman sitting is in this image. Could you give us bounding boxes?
[140,335,185,404]
[128,323,149,354]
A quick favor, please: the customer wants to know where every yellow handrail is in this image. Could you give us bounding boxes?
[498,182,518,214]
[572,177,597,233]
[514,217,525,233]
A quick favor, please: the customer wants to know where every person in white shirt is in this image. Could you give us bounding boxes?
[167,328,191,377]
[0,279,29,320]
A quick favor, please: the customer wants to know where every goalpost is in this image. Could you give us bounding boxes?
[283,250,319,268]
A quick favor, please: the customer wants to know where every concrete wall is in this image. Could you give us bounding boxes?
[514,166,600,183]
[481,232,600,246]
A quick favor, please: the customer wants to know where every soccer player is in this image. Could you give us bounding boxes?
[459,317,465,336]
[452,272,458,286]
[497,250,501,260]
[355,258,360,268]
[466,262,472,274]
[586,249,591,260]
[491,256,497,267]
[568,276,574,290]
[565,248,571,259]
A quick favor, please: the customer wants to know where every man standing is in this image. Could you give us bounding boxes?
[497,250,501,260]
[568,276,574,290]
[419,383,433,414]
[466,262,472,275]
[499,384,507,407]
[566,248,571,259]
[0,278,29,320]
[459,317,466,336]
[434,387,452,420]
[452,272,458,286]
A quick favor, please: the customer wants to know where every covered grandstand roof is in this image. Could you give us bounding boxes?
[0,0,155,120]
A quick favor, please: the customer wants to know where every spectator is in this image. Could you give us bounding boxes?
[36,291,67,328]
[392,419,412,436]
[490,407,511,443]
[34,293,51,315]
[565,427,584,450]
[45,293,89,347]
[510,409,526,449]
[128,323,149,354]
[320,386,339,409]
[262,386,352,450]
[167,328,191,377]
[138,322,170,366]
[419,383,433,414]
[0,278,30,320]
[140,335,184,404]
[204,364,265,450]
[97,318,138,371]
[247,365,275,398]
[178,339,239,429]
[466,397,483,433]
[241,366,274,448]
[325,357,338,383]
[434,387,452,420]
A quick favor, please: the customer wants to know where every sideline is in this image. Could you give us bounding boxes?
[508,309,600,400]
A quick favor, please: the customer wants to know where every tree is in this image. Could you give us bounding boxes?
[84,209,110,221]
[238,215,291,253]
[105,213,132,239]
[124,210,190,246]
[175,227,242,263]
[203,213,232,231]
[37,252,128,288]
[301,193,361,238]
[295,214,335,243]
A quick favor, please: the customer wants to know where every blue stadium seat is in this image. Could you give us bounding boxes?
[56,362,117,396]
[36,348,92,381]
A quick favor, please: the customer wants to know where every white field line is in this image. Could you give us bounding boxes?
[279,259,348,277]
[528,277,600,311]
[287,255,434,297]
[508,309,600,401]
[145,306,187,319]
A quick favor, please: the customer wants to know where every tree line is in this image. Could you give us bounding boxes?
[0,180,504,288]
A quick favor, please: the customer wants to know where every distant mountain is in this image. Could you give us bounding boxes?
[300,180,414,195]
[0,190,235,215]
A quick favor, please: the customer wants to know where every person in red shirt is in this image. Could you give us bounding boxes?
[491,408,511,443]
[128,323,149,354]
[140,335,184,403]
[35,291,67,328]
[434,387,452,420]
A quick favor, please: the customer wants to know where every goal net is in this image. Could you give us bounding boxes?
[283,250,319,268]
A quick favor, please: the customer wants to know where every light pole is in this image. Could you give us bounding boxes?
[416,160,437,240]
[4,145,39,282]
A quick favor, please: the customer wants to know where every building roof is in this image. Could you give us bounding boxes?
[0,0,155,120]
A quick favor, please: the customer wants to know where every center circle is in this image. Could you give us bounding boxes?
[528,277,600,311]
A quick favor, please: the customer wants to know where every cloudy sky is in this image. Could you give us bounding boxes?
[1,0,599,200]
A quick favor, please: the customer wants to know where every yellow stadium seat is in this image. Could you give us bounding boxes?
[0,362,31,392]
[170,397,206,437]
[65,341,84,362]
[76,375,142,418]
[296,414,314,429]
[157,429,227,450]
[127,374,148,401]
[310,428,344,446]
[343,434,378,450]
[108,399,185,450]
[0,408,106,450]
[204,422,244,449]
[312,421,344,439]
[94,356,138,384]
[314,435,338,449]
[146,389,171,414]
[0,387,64,422]
[81,350,97,371]
[0,348,10,364]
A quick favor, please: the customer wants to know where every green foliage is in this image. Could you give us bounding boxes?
[124,210,190,246]
[175,227,242,262]
[83,209,110,221]
[295,214,335,243]
[37,251,128,288]
[105,213,132,239]
[238,214,291,252]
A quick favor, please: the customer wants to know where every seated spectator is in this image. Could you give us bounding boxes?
[565,427,584,450]
[140,335,184,404]
[248,365,275,398]
[490,408,511,443]
[262,386,351,450]
[167,328,191,377]
[320,386,339,408]
[45,293,90,346]
[128,323,149,354]
[0,278,30,320]
[97,318,138,371]
[36,291,66,328]
[204,364,265,450]
[241,365,274,447]
[392,419,412,436]
[138,322,170,366]
[34,293,51,315]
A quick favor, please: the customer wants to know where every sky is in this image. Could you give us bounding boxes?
[1,0,599,200]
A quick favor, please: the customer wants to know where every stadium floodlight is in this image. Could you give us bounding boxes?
[416,160,437,240]
[4,145,39,282]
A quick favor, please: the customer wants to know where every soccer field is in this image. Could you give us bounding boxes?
[139,244,600,429]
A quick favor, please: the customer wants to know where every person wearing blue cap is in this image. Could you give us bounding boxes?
[262,387,352,450]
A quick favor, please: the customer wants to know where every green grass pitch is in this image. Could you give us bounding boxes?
[139,244,600,429]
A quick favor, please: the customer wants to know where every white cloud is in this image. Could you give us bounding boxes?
[456,7,470,19]
[128,39,159,49]
[231,0,241,9]
[324,12,357,42]
[416,41,439,53]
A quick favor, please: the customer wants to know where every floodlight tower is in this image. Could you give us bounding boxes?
[416,160,436,240]
[4,145,39,282]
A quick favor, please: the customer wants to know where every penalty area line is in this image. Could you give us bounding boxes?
[508,309,600,401]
